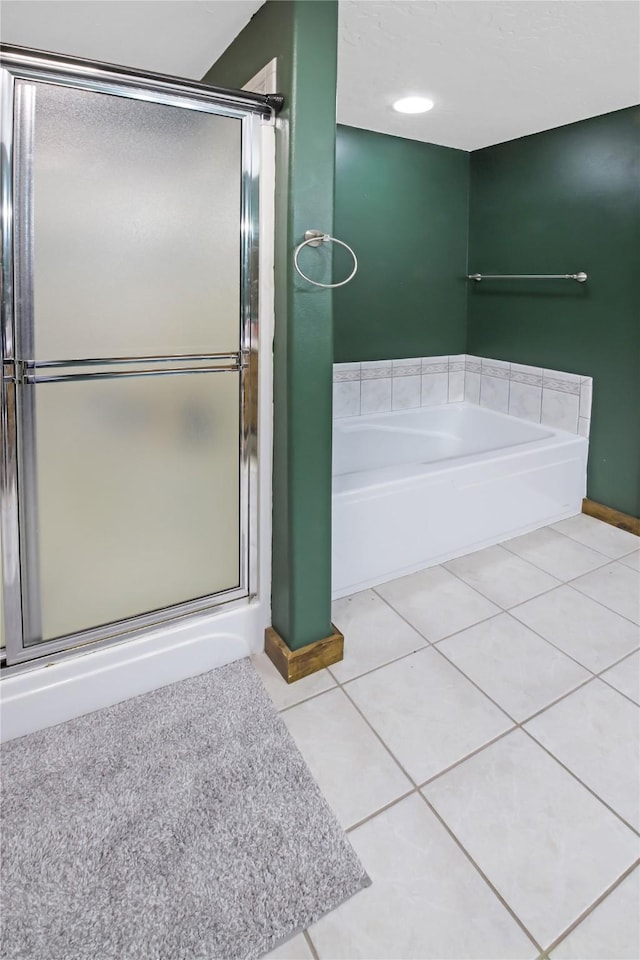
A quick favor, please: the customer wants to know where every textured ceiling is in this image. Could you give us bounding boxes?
[337,1,640,150]
[0,1,264,80]
[1,1,638,151]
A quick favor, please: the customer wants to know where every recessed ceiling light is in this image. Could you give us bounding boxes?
[393,96,434,114]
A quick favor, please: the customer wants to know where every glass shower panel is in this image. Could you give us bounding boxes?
[29,372,240,643]
[30,81,241,361]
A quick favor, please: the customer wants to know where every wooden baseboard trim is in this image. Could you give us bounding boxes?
[264,625,344,684]
[582,498,640,536]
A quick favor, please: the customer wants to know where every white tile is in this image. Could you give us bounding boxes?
[550,869,640,960]
[508,381,542,422]
[480,375,510,412]
[393,357,422,374]
[511,362,543,381]
[511,586,639,672]
[333,380,360,418]
[330,589,426,683]
[360,377,392,414]
[525,680,640,830]
[252,652,336,711]
[421,355,449,372]
[445,544,560,608]
[572,562,640,624]
[265,933,314,960]
[579,378,593,419]
[465,370,481,404]
[503,527,609,581]
[282,688,411,829]
[551,513,640,560]
[345,647,512,784]
[438,613,590,721]
[376,565,500,642]
[577,417,590,438]
[424,730,639,949]
[421,371,448,406]
[333,362,361,382]
[309,795,537,960]
[361,359,391,376]
[448,370,465,402]
[391,374,421,410]
[619,549,640,571]
[543,368,582,388]
[601,651,640,704]
[482,357,511,373]
[541,389,579,432]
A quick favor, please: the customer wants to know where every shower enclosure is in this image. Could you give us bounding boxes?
[0,46,273,667]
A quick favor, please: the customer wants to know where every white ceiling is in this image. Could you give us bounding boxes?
[0,1,264,80]
[338,1,640,150]
[1,1,638,151]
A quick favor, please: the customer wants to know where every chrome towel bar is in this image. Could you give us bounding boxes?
[468,272,588,282]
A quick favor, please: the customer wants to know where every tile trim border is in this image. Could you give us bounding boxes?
[333,355,592,437]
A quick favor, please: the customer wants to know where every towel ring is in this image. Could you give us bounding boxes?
[293,231,358,288]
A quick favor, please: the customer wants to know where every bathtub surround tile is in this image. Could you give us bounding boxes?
[391,374,421,410]
[330,589,426,683]
[333,362,361,382]
[308,794,537,960]
[448,370,465,402]
[551,513,640,560]
[503,527,609,581]
[508,381,542,423]
[577,417,590,438]
[444,544,560,608]
[541,388,580,432]
[392,357,422,377]
[333,380,361,418]
[571,561,640,624]
[282,688,411,830]
[464,370,481,403]
[421,355,449,373]
[480,374,510,413]
[579,378,593,419]
[511,363,543,387]
[437,613,590,722]
[375,565,500,643]
[332,357,590,435]
[601,651,640,704]
[252,652,336,711]
[465,356,483,375]
[345,647,513,785]
[423,730,640,949]
[543,369,582,395]
[360,359,391,379]
[360,377,392,414]
[481,358,511,379]
[420,371,449,406]
[510,586,640,673]
[525,681,640,830]
[549,869,640,960]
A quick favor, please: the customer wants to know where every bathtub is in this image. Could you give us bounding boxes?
[332,402,588,598]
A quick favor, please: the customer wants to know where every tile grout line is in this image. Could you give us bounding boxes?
[542,857,640,956]
[303,928,319,960]
[417,790,544,955]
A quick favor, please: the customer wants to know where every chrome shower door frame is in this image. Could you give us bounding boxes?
[0,48,265,667]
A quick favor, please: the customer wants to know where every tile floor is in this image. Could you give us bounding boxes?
[255,514,640,960]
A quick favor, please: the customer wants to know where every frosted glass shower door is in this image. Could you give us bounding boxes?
[9,77,254,654]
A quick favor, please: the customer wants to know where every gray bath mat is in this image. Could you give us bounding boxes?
[0,658,369,959]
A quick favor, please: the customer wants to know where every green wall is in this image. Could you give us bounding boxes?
[204,0,338,650]
[468,107,640,516]
[334,125,469,361]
